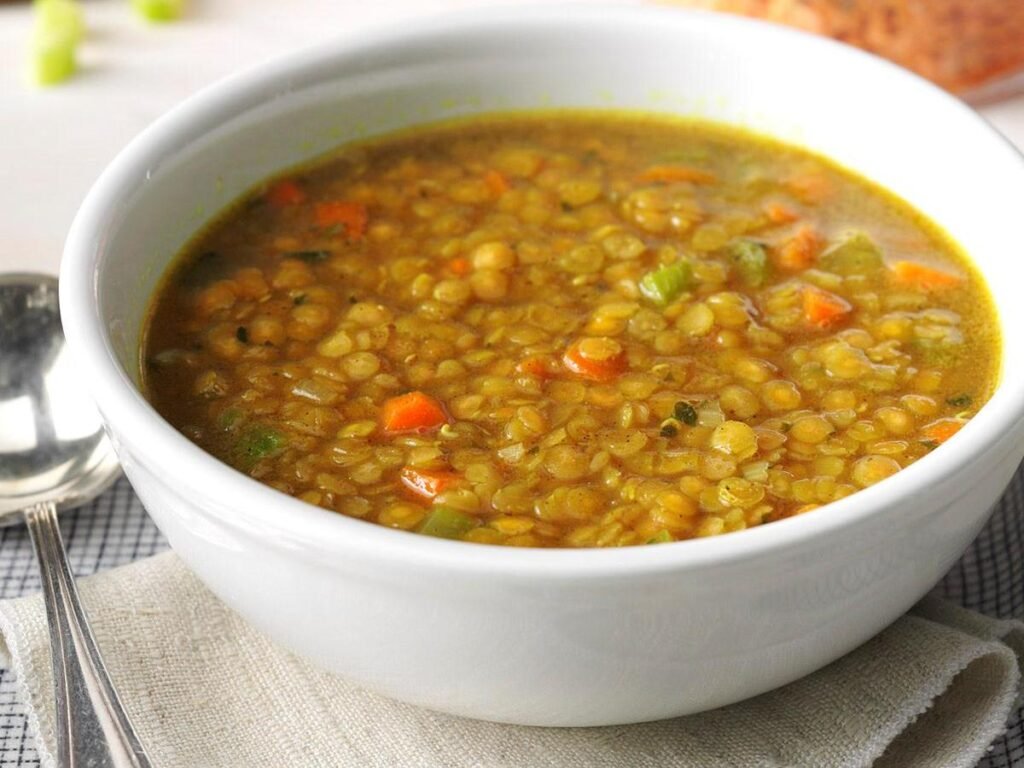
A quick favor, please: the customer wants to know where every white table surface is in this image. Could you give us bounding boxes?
[1,0,1023,279]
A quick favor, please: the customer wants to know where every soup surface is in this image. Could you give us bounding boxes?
[143,112,999,547]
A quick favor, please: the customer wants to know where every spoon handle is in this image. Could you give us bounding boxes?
[24,501,154,768]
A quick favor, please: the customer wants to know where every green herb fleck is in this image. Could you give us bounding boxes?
[920,439,939,451]
[946,394,972,408]
[235,326,248,344]
[647,530,674,544]
[293,294,307,306]
[673,402,698,426]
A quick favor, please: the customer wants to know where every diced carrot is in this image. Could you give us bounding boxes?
[399,467,460,500]
[562,337,628,381]
[314,201,368,239]
[891,260,963,290]
[449,257,471,276]
[638,165,716,185]
[803,285,852,329]
[380,391,447,433]
[921,418,966,445]
[484,169,511,197]
[776,225,823,271]
[266,179,306,208]
[764,201,798,224]
[784,173,832,204]
[516,355,557,379]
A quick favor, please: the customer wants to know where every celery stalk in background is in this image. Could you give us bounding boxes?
[29,0,84,86]
[131,0,185,22]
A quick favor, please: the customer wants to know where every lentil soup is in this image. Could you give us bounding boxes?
[142,112,999,548]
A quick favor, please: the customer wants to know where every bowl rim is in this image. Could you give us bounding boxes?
[60,2,1024,577]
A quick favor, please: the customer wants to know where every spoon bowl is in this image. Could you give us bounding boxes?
[0,274,120,524]
[0,273,151,767]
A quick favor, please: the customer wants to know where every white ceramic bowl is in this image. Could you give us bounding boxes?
[60,5,1024,727]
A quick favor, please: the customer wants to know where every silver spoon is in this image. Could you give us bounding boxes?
[0,274,153,767]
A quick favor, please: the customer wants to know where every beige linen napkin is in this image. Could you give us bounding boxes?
[1,553,1022,768]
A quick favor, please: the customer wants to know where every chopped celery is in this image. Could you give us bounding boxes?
[31,35,76,85]
[647,530,673,544]
[30,0,84,86]
[728,240,768,287]
[36,0,84,44]
[419,507,477,540]
[234,424,286,468]
[639,261,693,306]
[819,233,884,276]
[131,0,184,22]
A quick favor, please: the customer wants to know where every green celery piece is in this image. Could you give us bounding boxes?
[728,240,768,287]
[31,34,76,85]
[36,0,84,44]
[647,530,673,544]
[234,424,286,468]
[419,507,477,540]
[819,233,884,276]
[131,0,184,22]
[639,261,694,307]
[30,0,84,86]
